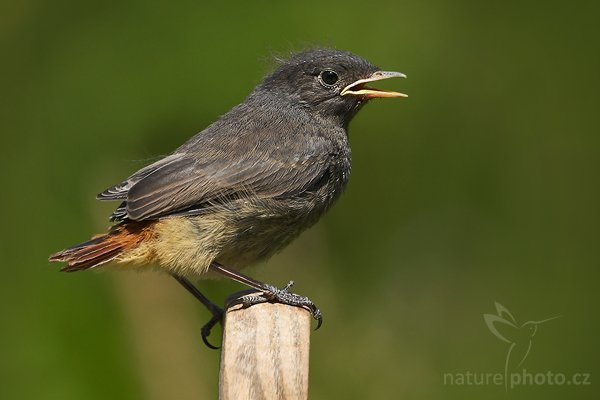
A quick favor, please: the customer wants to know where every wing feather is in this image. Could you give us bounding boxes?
[97,154,184,200]
[100,126,333,221]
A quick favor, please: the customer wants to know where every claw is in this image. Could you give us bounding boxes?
[313,309,323,330]
[200,313,223,350]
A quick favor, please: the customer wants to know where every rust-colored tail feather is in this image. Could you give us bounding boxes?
[49,222,153,272]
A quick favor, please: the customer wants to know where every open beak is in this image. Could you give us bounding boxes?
[340,71,407,99]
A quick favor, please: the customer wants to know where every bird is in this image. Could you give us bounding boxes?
[49,48,407,346]
[484,302,560,389]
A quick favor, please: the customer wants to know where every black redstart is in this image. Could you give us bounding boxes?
[49,48,406,346]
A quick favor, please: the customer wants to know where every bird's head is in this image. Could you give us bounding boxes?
[256,49,407,127]
[521,315,561,337]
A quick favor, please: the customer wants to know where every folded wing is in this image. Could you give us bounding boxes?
[98,128,331,221]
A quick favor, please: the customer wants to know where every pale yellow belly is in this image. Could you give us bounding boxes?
[115,203,319,278]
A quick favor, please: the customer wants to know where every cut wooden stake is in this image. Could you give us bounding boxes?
[219,294,311,400]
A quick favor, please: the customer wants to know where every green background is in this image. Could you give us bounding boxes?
[1,0,598,399]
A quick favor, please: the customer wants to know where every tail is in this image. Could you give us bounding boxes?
[49,222,153,272]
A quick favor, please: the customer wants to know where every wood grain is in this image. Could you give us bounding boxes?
[219,299,311,400]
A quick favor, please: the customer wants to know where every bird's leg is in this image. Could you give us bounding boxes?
[209,262,322,329]
[170,274,223,349]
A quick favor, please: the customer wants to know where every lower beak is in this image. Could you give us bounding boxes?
[340,71,407,98]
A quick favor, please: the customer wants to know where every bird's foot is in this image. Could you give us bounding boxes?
[170,274,224,349]
[229,281,323,329]
[200,308,224,349]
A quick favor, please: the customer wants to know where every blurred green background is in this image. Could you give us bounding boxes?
[1,0,598,399]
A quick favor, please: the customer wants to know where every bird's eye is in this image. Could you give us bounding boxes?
[319,70,339,86]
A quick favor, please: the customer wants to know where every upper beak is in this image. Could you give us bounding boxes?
[532,316,561,325]
[340,71,407,98]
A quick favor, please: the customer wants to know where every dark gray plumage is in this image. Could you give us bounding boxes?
[50,49,406,333]
[50,48,406,345]
[97,49,380,224]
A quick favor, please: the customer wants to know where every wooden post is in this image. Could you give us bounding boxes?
[219,292,311,400]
